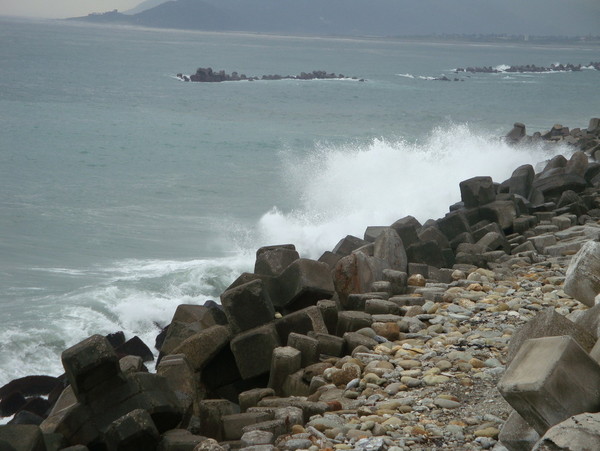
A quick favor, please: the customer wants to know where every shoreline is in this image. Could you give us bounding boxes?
[1,119,600,449]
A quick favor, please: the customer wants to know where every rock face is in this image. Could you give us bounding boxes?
[5,118,600,450]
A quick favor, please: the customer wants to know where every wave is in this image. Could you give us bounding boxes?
[252,124,567,259]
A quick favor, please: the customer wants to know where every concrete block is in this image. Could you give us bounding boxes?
[267,347,301,396]
[275,259,335,312]
[105,408,159,451]
[532,412,600,451]
[286,333,319,367]
[171,325,231,372]
[460,176,496,208]
[221,279,275,334]
[274,306,328,343]
[61,334,124,403]
[0,425,46,451]
[373,228,407,272]
[230,324,281,380]
[238,388,275,413]
[335,311,372,336]
[506,308,596,364]
[564,240,600,306]
[307,332,345,357]
[222,411,273,441]
[498,335,600,435]
[198,399,239,441]
[254,244,299,277]
[498,410,540,451]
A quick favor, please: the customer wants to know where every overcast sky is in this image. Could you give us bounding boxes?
[0,0,141,18]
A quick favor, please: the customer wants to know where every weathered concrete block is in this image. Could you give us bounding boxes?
[332,252,389,307]
[198,399,239,441]
[156,429,207,450]
[506,123,526,144]
[437,211,472,241]
[61,334,124,403]
[460,176,496,208]
[230,324,281,380]
[238,388,275,413]
[307,332,345,357]
[390,216,421,248]
[499,410,540,451]
[335,311,372,336]
[532,412,600,451]
[171,325,231,372]
[105,408,159,451]
[332,235,369,256]
[373,228,407,272]
[363,226,388,243]
[564,240,600,306]
[156,354,196,412]
[281,370,310,398]
[477,231,508,253]
[382,269,407,295]
[274,306,328,343]
[498,335,600,435]
[254,244,299,277]
[406,240,446,268]
[222,411,273,441]
[364,298,401,315]
[221,279,275,334]
[267,347,302,396]
[0,424,46,451]
[275,259,335,312]
[316,299,338,335]
[479,200,519,230]
[418,226,450,250]
[343,332,378,353]
[241,420,287,441]
[508,164,535,198]
[286,333,319,367]
[506,308,596,363]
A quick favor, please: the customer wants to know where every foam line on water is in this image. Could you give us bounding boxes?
[253,124,568,258]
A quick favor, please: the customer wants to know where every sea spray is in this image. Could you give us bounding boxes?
[254,124,568,258]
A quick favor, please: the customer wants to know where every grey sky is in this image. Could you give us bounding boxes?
[0,0,140,18]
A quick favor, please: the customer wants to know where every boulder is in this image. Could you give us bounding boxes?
[417,226,450,250]
[459,176,496,208]
[498,335,600,435]
[254,244,299,277]
[220,279,275,334]
[105,408,160,451]
[564,240,600,306]
[478,200,519,230]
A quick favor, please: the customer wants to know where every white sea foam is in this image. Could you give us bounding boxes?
[494,64,511,72]
[253,124,567,259]
[396,73,415,79]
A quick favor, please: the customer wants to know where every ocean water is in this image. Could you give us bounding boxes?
[1,17,599,392]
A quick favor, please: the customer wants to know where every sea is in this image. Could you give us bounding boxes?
[1,17,599,397]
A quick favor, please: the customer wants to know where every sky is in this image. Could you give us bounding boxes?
[0,0,141,18]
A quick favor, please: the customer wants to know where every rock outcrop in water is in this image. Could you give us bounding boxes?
[176,68,364,82]
[455,61,600,74]
[2,119,600,450]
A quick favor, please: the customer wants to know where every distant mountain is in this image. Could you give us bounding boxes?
[123,0,169,15]
[68,0,600,37]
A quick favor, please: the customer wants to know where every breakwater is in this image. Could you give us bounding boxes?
[2,119,600,449]
[177,68,364,82]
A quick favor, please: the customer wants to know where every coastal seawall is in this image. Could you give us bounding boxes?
[2,119,600,450]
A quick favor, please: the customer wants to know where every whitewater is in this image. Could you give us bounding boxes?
[0,17,598,394]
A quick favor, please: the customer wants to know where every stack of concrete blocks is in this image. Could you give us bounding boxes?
[498,241,600,450]
[39,334,183,449]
